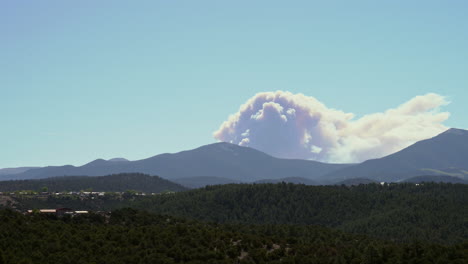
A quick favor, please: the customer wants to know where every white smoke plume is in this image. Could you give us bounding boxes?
[213,91,449,163]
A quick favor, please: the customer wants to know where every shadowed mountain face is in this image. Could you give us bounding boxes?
[326,128,468,182]
[172,176,240,189]
[0,173,187,193]
[254,177,317,185]
[0,143,351,182]
[403,175,468,184]
[333,178,377,186]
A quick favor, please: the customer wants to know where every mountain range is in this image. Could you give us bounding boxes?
[1,128,467,185]
[0,143,351,182]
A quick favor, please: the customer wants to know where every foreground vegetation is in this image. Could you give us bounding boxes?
[0,208,466,264]
[10,182,467,244]
[2,180,467,263]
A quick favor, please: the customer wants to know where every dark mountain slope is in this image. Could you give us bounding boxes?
[254,177,317,185]
[326,128,468,182]
[403,175,467,184]
[0,173,187,193]
[2,143,351,182]
[333,178,377,186]
[172,176,240,189]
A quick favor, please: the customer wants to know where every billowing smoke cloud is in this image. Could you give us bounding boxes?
[213,91,449,163]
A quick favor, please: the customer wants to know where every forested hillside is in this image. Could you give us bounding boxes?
[132,183,468,244]
[403,175,467,184]
[0,173,187,193]
[0,209,466,264]
[10,183,467,244]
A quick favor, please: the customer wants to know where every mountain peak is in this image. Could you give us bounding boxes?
[108,158,129,162]
[441,128,468,136]
[83,159,107,167]
[209,141,240,147]
[194,142,245,152]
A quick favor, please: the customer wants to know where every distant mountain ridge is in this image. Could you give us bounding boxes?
[0,143,351,182]
[333,178,378,186]
[0,167,40,176]
[325,128,468,182]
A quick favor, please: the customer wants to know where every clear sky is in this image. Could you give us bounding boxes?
[1,1,467,167]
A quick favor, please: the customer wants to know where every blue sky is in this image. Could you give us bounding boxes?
[1,1,467,167]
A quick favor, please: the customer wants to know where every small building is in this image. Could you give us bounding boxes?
[26,208,85,216]
[27,209,56,214]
